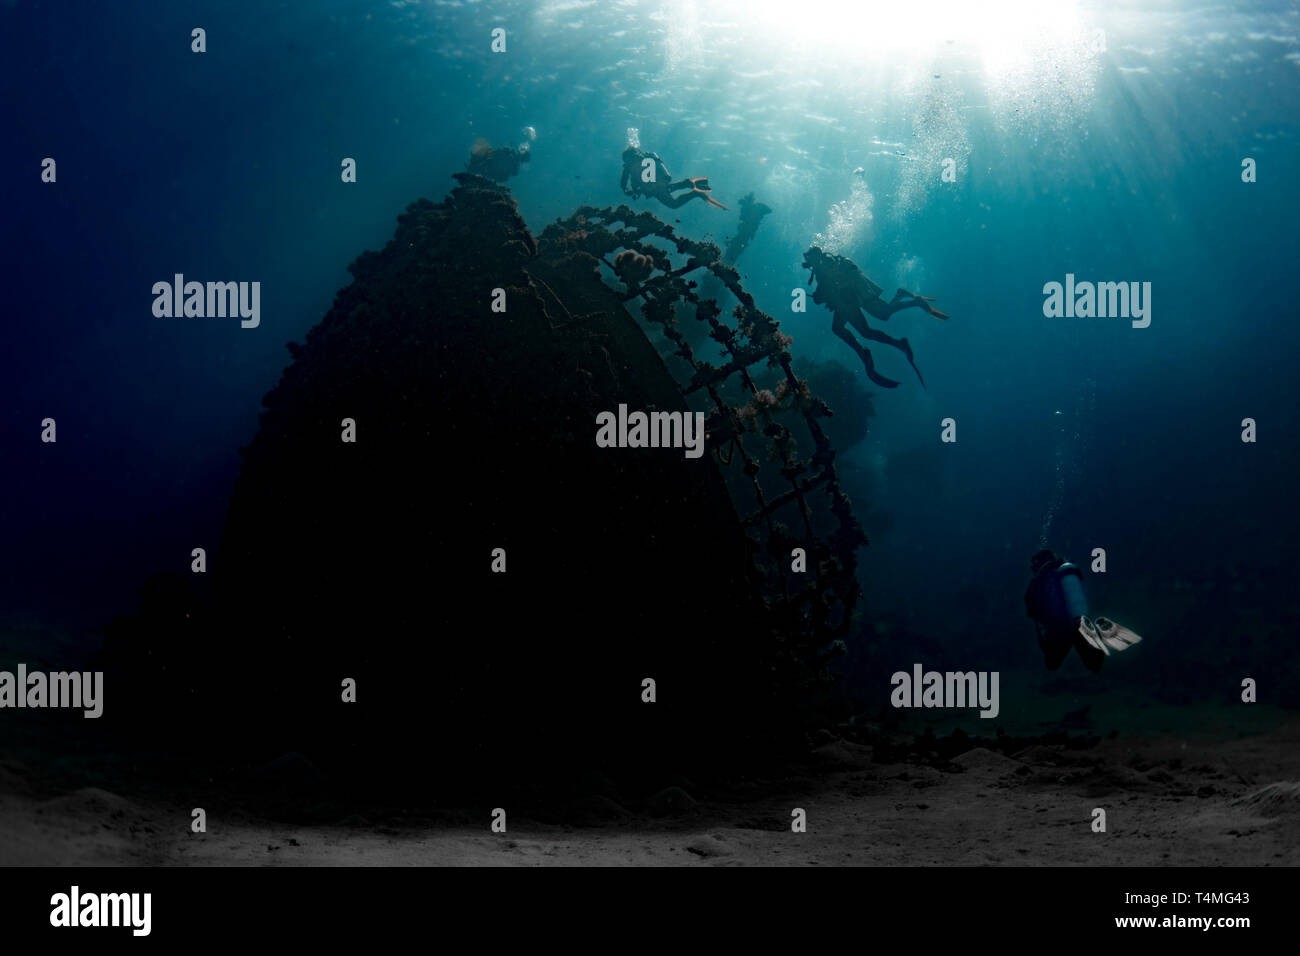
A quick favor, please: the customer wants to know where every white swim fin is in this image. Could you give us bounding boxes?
[1079,616,1142,655]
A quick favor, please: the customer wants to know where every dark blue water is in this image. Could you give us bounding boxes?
[3,1,1297,693]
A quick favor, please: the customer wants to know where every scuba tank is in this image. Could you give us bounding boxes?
[1040,562,1089,629]
[1027,551,1143,665]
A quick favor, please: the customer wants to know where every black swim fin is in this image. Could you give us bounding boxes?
[858,328,925,389]
[858,349,900,388]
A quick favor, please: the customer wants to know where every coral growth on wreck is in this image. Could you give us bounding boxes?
[106,175,868,800]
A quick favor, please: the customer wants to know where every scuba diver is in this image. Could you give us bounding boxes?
[723,193,773,264]
[1025,549,1143,672]
[620,145,727,210]
[467,142,530,183]
[802,246,948,389]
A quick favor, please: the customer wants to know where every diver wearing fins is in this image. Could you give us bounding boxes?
[620,146,727,210]
[802,246,948,389]
[1025,549,1143,672]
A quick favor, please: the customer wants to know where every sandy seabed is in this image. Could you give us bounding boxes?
[3,699,1298,867]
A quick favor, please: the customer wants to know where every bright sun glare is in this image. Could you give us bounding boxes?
[716,0,1088,77]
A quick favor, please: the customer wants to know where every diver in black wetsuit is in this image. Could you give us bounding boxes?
[620,146,727,210]
[803,246,947,389]
[723,193,773,264]
[1025,549,1143,672]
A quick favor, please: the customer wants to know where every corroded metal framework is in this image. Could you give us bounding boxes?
[540,204,867,671]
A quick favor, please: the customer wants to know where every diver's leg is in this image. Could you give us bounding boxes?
[833,315,900,388]
[848,314,925,387]
[666,179,728,210]
[831,314,861,355]
[684,177,728,209]
[1073,632,1106,673]
[1040,630,1071,670]
[886,289,950,320]
[694,188,728,210]
[656,190,695,209]
[880,296,923,317]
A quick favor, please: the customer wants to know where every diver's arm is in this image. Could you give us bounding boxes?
[620,164,632,194]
